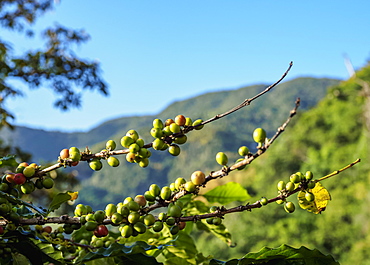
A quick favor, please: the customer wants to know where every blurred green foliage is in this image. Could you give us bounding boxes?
[0,0,107,128]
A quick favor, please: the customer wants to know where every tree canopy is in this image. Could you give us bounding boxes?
[0,0,108,128]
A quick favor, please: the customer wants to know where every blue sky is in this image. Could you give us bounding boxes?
[4,1,370,132]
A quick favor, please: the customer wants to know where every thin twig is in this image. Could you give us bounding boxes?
[196,61,293,127]
[315,158,361,182]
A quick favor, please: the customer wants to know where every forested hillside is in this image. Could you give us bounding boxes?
[194,65,370,264]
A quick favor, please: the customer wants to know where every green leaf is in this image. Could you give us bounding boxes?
[9,235,64,265]
[197,220,233,246]
[159,231,198,265]
[183,200,233,246]
[0,155,18,168]
[0,191,47,216]
[47,191,72,214]
[210,244,340,265]
[75,241,161,264]
[202,182,251,204]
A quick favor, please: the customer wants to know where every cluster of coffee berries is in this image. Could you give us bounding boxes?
[54,116,206,173]
[88,140,122,171]
[120,130,151,168]
[253,128,267,148]
[146,171,206,204]
[59,147,81,167]
[206,206,223,226]
[275,170,316,213]
[65,170,207,247]
[0,162,54,199]
[215,145,251,171]
[150,115,203,156]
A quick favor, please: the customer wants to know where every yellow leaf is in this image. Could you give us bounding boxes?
[298,182,331,214]
[67,191,79,201]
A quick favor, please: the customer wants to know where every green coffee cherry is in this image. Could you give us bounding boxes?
[235,158,247,170]
[136,138,145,148]
[169,123,181,133]
[94,210,106,224]
[74,204,87,217]
[127,201,140,211]
[305,171,313,180]
[143,214,156,226]
[168,204,182,217]
[149,184,161,197]
[89,159,102,171]
[166,217,176,226]
[42,177,54,189]
[185,117,193,126]
[260,197,268,206]
[121,225,133,238]
[152,139,166,150]
[144,191,156,202]
[153,118,164,129]
[277,180,286,191]
[129,143,140,153]
[162,126,172,136]
[152,221,164,232]
[121,136,134,148]
[105,204,117,217]
[193,119,204,130]
[158,212,167,221]
[305,192,315,202]
[85,221,98,231]
[21,181,35,194]
[160,186,171,200]
[107,156,120,167]
[285,181,295,192]
[170,225,179,235]
[133,222,146,234]
[284,201,295,213]
[290,173,301,184]
[215,152,228,166]
[23,166,35,178]
[128,212,140,224]
[175,177,186,190]
[126,130,139,142]
[106,140,116,151]
[168,144,181,156]
[253,128,266,144]
[184,181,196,192]
[174,135,187,145]
[138,148,150,158]
[307,181,316,189]
[212,217,222,225]
[238,146,249,156]
[69,147,81,162]
[150,128,163,138]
